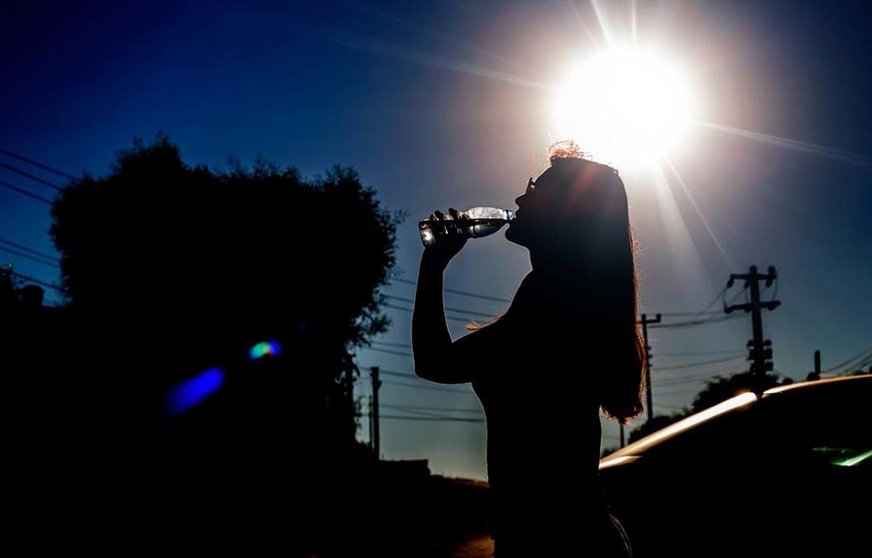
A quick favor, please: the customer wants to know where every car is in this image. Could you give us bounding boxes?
[599,374,870,557]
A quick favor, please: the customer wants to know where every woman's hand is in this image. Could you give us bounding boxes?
[422,208,468,270]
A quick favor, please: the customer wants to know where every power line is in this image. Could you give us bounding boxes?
[0,245,60,268]
[655,362,748,382]
[371,341,413,349]
[372,404,480,420]
[656,311,727,317]
[361,413,484,423]
[655,384,714,396]
[655,372,726,389]
[391,276,512,304]
[657,349,746,357]
[356,367,453,384]
[372,340,415,352]
[0,237,58,263]
[379,406,454,419]
[384,278,749,331]
[0,147,75,180]
[649,313,744,329]
[654,367,744,388]
[0,161,63,192]
[361,346,413,358]
[372,341,746,363]
[355,366,474,390]
[0,178,53,204]
[822,347,872,373]
[385,294,497,318]
[381,403,483,414]
[653,354,746,372]
[657,311,725,317]
[651,286,727,318]
[384,302,477,324]
[844,356,872,375]
[377,368,417,379]
[380,379,474,395]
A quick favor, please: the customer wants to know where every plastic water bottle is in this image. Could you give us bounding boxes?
[419,207,516,247]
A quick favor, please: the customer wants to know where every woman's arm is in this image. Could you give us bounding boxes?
[412,253,455,381]
[412,210,487,384]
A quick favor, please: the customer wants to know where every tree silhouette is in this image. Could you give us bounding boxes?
[0,265,20,307]
[43,135,401,552]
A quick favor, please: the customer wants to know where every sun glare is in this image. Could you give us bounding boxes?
[553,48,694,170]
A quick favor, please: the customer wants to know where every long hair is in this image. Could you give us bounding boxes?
[506,143,646,422]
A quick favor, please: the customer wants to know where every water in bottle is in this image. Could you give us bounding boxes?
[419,207,516,247]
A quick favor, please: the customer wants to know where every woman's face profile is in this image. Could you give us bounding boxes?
[505,167,560,249]
[506,161,624,255]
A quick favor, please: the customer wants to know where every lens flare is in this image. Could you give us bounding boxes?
[834,449,872,467]
[164,368,224,417]
[249,340,282,360]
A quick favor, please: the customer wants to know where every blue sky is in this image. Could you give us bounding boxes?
[3,1,871,479]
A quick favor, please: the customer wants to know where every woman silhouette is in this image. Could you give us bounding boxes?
[413,144,644,557]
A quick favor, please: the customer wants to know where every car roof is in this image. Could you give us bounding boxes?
[600,374,870,467]
[761,373,870,397]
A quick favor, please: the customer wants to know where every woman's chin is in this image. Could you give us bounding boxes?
[505,225,525,247]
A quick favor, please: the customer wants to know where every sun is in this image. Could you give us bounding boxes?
[552,47,695,170]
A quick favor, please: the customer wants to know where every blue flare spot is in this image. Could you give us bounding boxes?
[164,368,224,417]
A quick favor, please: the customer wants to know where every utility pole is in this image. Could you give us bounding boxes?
[638,313,661,421]
[368,395,374,451]
[725,266,780,392]
[370,366,381,459]
[807,350,822,381]
[345,365,356,435]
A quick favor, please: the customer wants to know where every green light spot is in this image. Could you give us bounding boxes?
[249,340,282,361]
[812,447,842,454]
[833,449,872,467]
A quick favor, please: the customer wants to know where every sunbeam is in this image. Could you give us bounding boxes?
[566,0,602,52]
[349,2,541,76]
[302,27,553,91]
[664,158,736,270]
[589,0,613,47]
[650,165,718,304]
[695,120,872,166]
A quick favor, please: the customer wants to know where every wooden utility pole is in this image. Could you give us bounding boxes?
[371,366,381,458]
[345,365,356,436]
[725,266,780,392]
[368,395,374,451]
[638,313,662,421]
[807,349,822,381]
